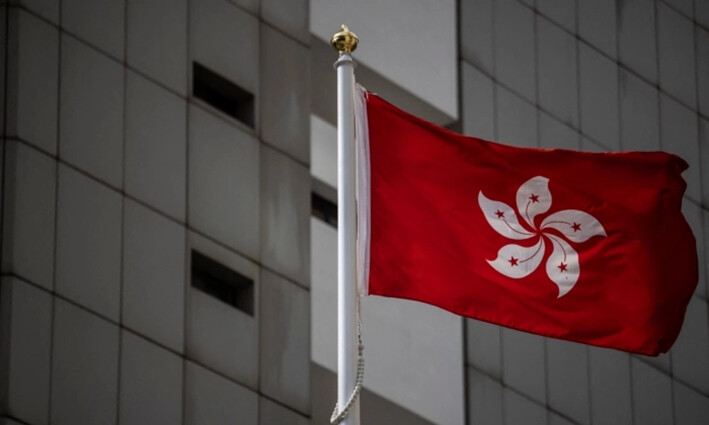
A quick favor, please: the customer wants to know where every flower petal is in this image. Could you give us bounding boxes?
[516,176,551,229]
[478,192,535,240]
[545,235,579,298]
[541,210,606,243]
[487,238,545,279]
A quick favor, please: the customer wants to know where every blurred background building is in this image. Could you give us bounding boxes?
[0,0,707,424]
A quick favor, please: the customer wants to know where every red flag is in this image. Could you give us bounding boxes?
[362,90,697,356]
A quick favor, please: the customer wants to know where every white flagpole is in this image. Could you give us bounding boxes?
[331,25,360,425]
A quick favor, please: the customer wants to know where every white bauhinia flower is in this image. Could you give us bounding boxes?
[478,176,606,297]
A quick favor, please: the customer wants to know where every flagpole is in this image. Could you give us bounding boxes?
[331,25,360,425]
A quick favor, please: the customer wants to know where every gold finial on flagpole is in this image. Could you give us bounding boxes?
[331,25,358,53]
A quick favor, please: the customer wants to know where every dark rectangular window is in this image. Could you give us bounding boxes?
[312,179,338,228]
[191,250,254,316]
[311,192,338,228]
[192,62,255,128]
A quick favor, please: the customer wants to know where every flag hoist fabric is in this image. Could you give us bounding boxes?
[357,87,697,356]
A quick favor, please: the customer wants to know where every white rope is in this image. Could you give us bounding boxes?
[330,297,365,425]
[354,84,371,296]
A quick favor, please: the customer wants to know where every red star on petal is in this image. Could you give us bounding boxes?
[529,194,539,203]
[495,210,505,218]
[509,257,519,267]
[571,222,581,232]
[558,262,568,272]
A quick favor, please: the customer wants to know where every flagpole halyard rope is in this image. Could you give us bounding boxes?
[330,296,365,425]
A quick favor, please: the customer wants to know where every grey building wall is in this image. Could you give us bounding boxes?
[461,0,709,424]
[0,0,311,424]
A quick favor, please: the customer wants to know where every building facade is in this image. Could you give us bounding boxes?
[1,0,708,424]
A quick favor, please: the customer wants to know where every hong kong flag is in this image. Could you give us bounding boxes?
[356,87,697,356]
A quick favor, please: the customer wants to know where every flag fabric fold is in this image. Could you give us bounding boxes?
[357,88,698,356]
